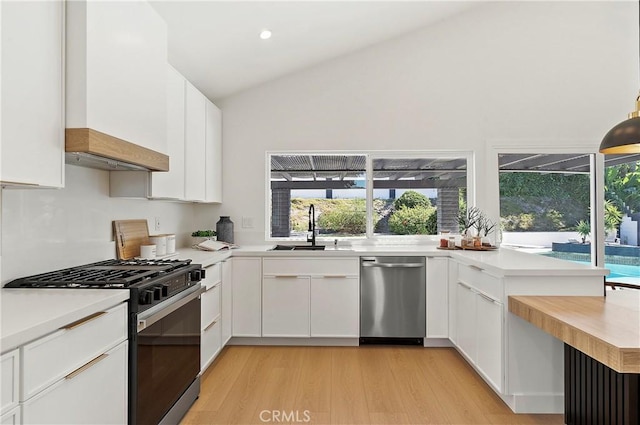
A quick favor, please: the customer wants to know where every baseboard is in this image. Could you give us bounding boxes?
[423,338,453,347]
[500,393,564,414]
[228,337,359,346]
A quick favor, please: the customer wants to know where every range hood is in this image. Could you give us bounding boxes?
[65,128,169,172]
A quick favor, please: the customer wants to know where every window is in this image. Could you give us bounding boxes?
[269,154,367,238]
[372,156,468,236]
[603,154,640,285]
[267,152,473,240]
[498,153,593,263]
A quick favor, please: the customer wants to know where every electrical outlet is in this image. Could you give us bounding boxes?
[154,216,161,231]
[242,216,254,229]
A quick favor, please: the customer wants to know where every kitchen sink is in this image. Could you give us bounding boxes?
[269,245,326,251]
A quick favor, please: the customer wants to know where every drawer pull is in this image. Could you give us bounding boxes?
[61,311,107,330]
[457,281,473,291]
[204,319,219,331]
[65,354,109,380]
[273,275,302,279]
[469,265,484,272]
[478,292,500,304]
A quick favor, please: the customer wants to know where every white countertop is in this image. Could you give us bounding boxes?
[178,244,608,278]
[1,289,129,353]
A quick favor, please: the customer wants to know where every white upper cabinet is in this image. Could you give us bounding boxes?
[184,81,206,202]
[66,0,167,154]
[184,82,222,203]
[149,65,186,199]
[1,0,65,188]
[205,100,222,203]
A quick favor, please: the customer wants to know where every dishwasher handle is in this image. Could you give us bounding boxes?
[361,262,424,268]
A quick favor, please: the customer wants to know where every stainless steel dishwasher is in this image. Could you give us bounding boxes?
[360,256,426,344]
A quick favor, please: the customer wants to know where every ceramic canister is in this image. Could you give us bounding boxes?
[165,234,176,254]
[140,244,156,259]
[149,235,167,256]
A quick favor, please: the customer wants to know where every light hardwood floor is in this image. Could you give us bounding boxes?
[181,346,563,425]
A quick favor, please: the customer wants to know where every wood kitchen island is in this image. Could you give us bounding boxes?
[509,290,640,425]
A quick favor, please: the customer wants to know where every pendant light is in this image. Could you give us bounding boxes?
[599,1,640,154]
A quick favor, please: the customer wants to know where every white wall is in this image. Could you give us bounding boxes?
[214,1,636,244]
[1,165,196,284]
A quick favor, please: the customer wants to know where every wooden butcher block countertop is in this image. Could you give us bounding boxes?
[509,290,640,373]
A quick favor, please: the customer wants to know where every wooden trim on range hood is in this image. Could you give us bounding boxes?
[65,128,169,171]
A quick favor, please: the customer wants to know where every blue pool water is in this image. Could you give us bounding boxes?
[571,260,639,280]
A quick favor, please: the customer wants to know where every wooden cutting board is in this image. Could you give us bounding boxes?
[113,219,150,260]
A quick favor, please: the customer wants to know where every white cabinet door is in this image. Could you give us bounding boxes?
[22,341,128,425]
[201,283,221,330]
[221,260,233,345]
[310,277,359,337]
[0,350,18,413]
[455,282,477,363]
[426,257,448,338]
[232,258,262,337]
[476,293,503,393]
[66,0,167,154]
[150,65,186,199]
[1,0,64,187]
[201,319,221,372]
[184,81,206,202]
[448,259,458,344]
[205,100,222,203]
[263,276,310,337]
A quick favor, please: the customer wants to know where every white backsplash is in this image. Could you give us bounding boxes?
[1,165,199,284]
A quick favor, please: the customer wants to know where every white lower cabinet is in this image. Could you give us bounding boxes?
[22,341,128,425]
[455,282,477,360]
[263,276,310,337]
[426,257,448,338]
[454,265,504,394]
[476,292,503,392]
[310,277,359,337]
[232,257,262,337]
[0,350,19,415]
[201,318,222,372]
[221,260,233,345]
[7,301,129,425]
[261,258,359,339]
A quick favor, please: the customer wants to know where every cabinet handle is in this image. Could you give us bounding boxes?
[65,354,109,380]
[316,275,347,278]
[61,311,107,331]
[457,281,473,291]
[469,265,484,272]
[273,275,302,279]
[204,319,219,331]
[477,291,500,304]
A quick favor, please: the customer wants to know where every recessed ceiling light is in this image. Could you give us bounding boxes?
[260,29,272,40]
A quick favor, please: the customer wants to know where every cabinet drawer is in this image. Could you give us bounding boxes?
[201,282,221,330]
[458,263,502,301]
[263,258,358,276]
[202,262,222,290]
[21,302,127,401]
[1,350,19,413]
[201,318,221,372]
[22,341,128,425]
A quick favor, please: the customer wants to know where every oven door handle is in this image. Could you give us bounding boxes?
[137,284,205,332]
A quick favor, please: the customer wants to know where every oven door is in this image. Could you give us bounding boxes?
[132,284,205,425]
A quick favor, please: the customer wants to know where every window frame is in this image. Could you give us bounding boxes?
[265,150,475,242]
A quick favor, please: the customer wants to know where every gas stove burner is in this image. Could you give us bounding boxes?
[3,258,196,289]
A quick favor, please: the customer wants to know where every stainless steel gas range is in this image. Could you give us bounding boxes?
[4,258,206,425]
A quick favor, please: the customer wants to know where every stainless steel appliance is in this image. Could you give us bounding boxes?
[360,256,426,344]
[4,258,205,425]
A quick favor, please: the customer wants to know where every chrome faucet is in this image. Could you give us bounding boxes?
[307,204,316,247]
